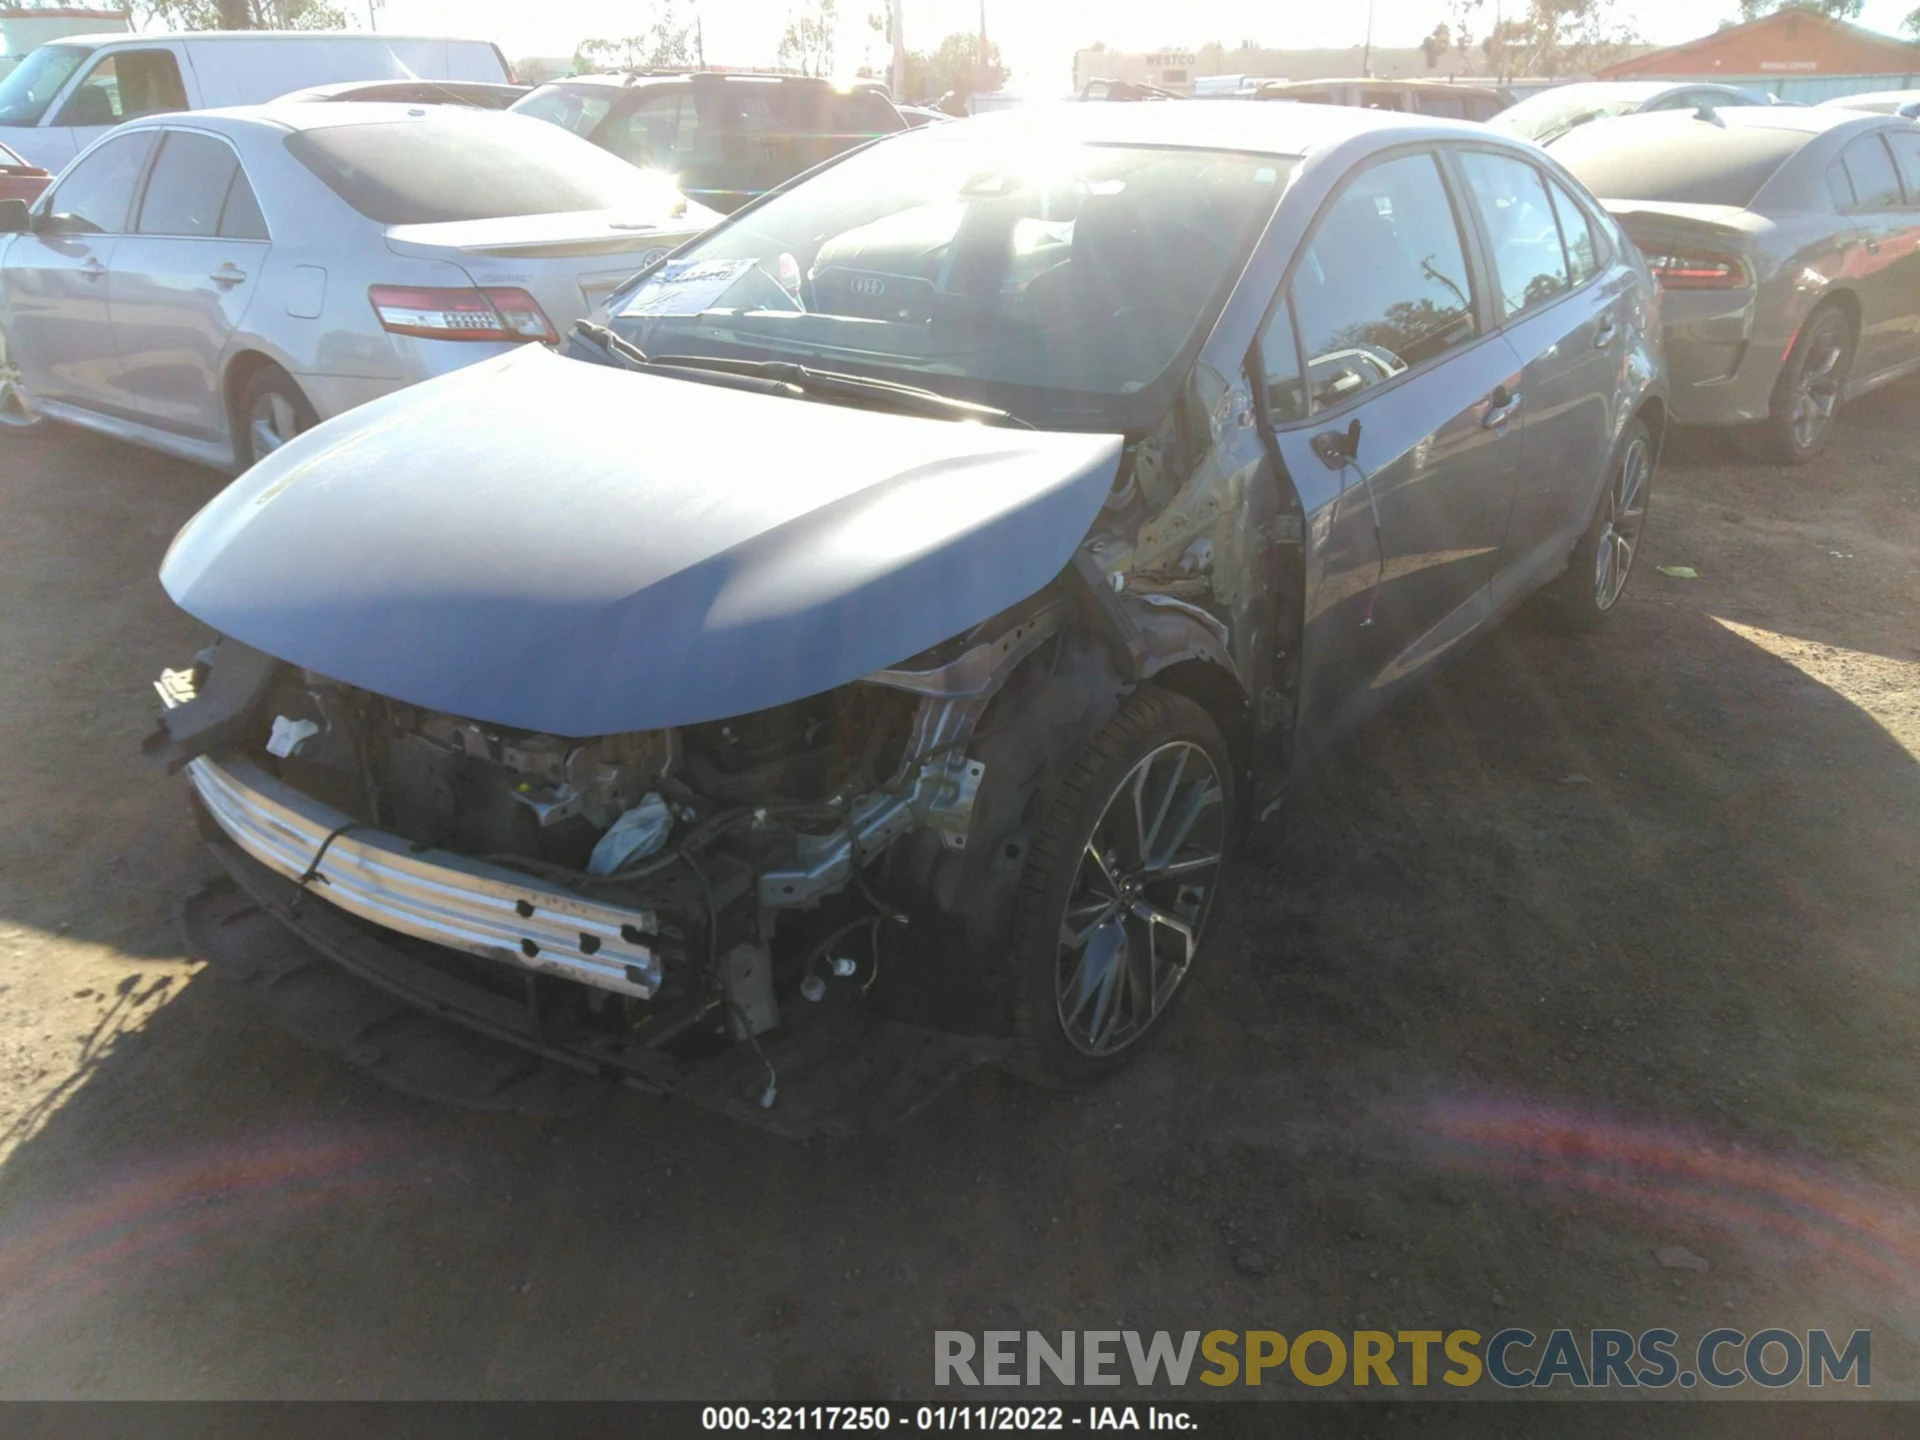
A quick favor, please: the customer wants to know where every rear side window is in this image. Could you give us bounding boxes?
[1553,124,1806,207]
[1457,150,1569,319]
[1838,134,1903,209]
[1290,151,1477,409]
[219,168,269,240]
[137,131,237,238]
[1545,177,1601,286]
[55,49,186,128]
[1888,131,1920,204]
[45,130,155,235]
[285,117,668,224]
[602,92,701,169]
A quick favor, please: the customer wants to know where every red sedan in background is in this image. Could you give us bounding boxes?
[0,140,51,206]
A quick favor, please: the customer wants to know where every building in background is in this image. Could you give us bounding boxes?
[0,5,128,79]
[1596,11,1920,103]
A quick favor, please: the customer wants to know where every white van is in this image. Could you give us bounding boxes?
[0,30,511,171]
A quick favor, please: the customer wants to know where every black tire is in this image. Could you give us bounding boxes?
[1004,688,1234,1087]
[1540,417,1654,631]
[234,365,318,471]
[1748,303,1852,466]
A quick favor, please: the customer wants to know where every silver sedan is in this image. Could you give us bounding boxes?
[0,103,719,470]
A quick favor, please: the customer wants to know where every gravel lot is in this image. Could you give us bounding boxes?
[0,383,1916,1401]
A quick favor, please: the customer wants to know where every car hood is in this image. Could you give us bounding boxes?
[160,346,1122,736]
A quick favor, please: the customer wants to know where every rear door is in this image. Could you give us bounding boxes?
[4,128,156,413]
[1878,127,1920,364]
[50,48,189,166]
[1262,148,1526,740]
[1450,147,1626,597]
[108,128,269,439]
[1833,131,1911,378]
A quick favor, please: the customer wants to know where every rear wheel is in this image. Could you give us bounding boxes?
[1005,689,1233,1087]
[0,321,43,434]
[1749,304,1851,466]
[1540,417,1653,630]
[236,365,317,470]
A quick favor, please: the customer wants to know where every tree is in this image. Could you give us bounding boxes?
[1421,23,1452,68]
[1906,4,1919,34]
[777,0,839,78]
[1735,0,1864,21]
[136,0,346,29]
[574,2,695,72]
[902,31,1003,102]
[1481,0,1639,79]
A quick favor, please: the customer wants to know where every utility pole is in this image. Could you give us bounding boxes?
[1362,0,1375,77]
[889,0,906,100]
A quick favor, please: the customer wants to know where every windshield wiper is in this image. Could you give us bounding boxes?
[571,319,650,370]
[649,354,1035,429]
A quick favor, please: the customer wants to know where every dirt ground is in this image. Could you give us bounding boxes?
[0,381,1916,1403]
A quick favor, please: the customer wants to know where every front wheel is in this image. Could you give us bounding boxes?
[1005,688,1234,1087]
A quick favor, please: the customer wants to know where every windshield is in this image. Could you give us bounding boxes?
[1491,86,1649,144]
[603,127,1294,426]
[285,114,681,224]
[0,45,88,127]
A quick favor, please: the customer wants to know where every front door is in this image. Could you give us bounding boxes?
[50,48,189,172]
[5,128,155,413]
[1259,148,1526,748]
[108,129,269,439]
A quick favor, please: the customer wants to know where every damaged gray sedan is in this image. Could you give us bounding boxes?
[151,103,1667,1132]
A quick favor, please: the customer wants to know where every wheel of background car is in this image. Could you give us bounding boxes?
[0,322,44,435]
[237,366,318,470]
[1540,416,1653,631]
[1004,688,1234,1087]
[1752,304,1852,467]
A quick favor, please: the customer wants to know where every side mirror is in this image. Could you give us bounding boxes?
[0,198,29,234]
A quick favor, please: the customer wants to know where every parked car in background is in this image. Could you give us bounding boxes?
[1255,78,1511,121]
[0,30,514,172]
[1818,89,1920,120]
[275,79,530,109]
[1191,74,1280,99]
[151,103,1664,1123]
[1553,106,1920,463]
[0,136,47,203]
[1077,79,1184,102]
[510,72,905,214]
[0,104,719,468]
[896,104,954,127]
[1491,81,1776,147]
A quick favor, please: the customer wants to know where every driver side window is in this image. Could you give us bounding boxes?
[42,129,156,235]
[1287,150,1477,413]
[54,50,187,128]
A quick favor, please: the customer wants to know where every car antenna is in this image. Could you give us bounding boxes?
[1693,103,1725,127]
[1311,419,1386,628]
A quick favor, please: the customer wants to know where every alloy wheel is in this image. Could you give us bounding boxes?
[0,326,37,430]
[1788,329,1844,455]
[1055,740,1226,1057]
[248,390,302,463]
[1593,432,1650,612]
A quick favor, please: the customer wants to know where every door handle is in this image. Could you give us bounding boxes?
[1482,386,1522,430]
[1594,316,1617,348]
[80,257,106,281]
[210,264,247,286]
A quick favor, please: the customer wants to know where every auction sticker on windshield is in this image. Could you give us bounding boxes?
[619,259,757,317]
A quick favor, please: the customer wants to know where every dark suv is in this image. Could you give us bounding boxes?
[510,72,906,213]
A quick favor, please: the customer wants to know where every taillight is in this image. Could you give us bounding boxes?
[1645,254,1750,290]
[367,285,557,342]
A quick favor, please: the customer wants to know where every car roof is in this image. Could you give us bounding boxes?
[952,99,1494,159]
[1819,88,1920,105]
[42,30,492,48]
[1571,104,1888,139]
[1260,77,1505,96]
[536,72,830,91]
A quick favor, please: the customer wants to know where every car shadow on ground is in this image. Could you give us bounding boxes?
[1,458,1916,1399]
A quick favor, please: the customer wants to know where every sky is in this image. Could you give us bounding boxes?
[352,0,1919,91]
